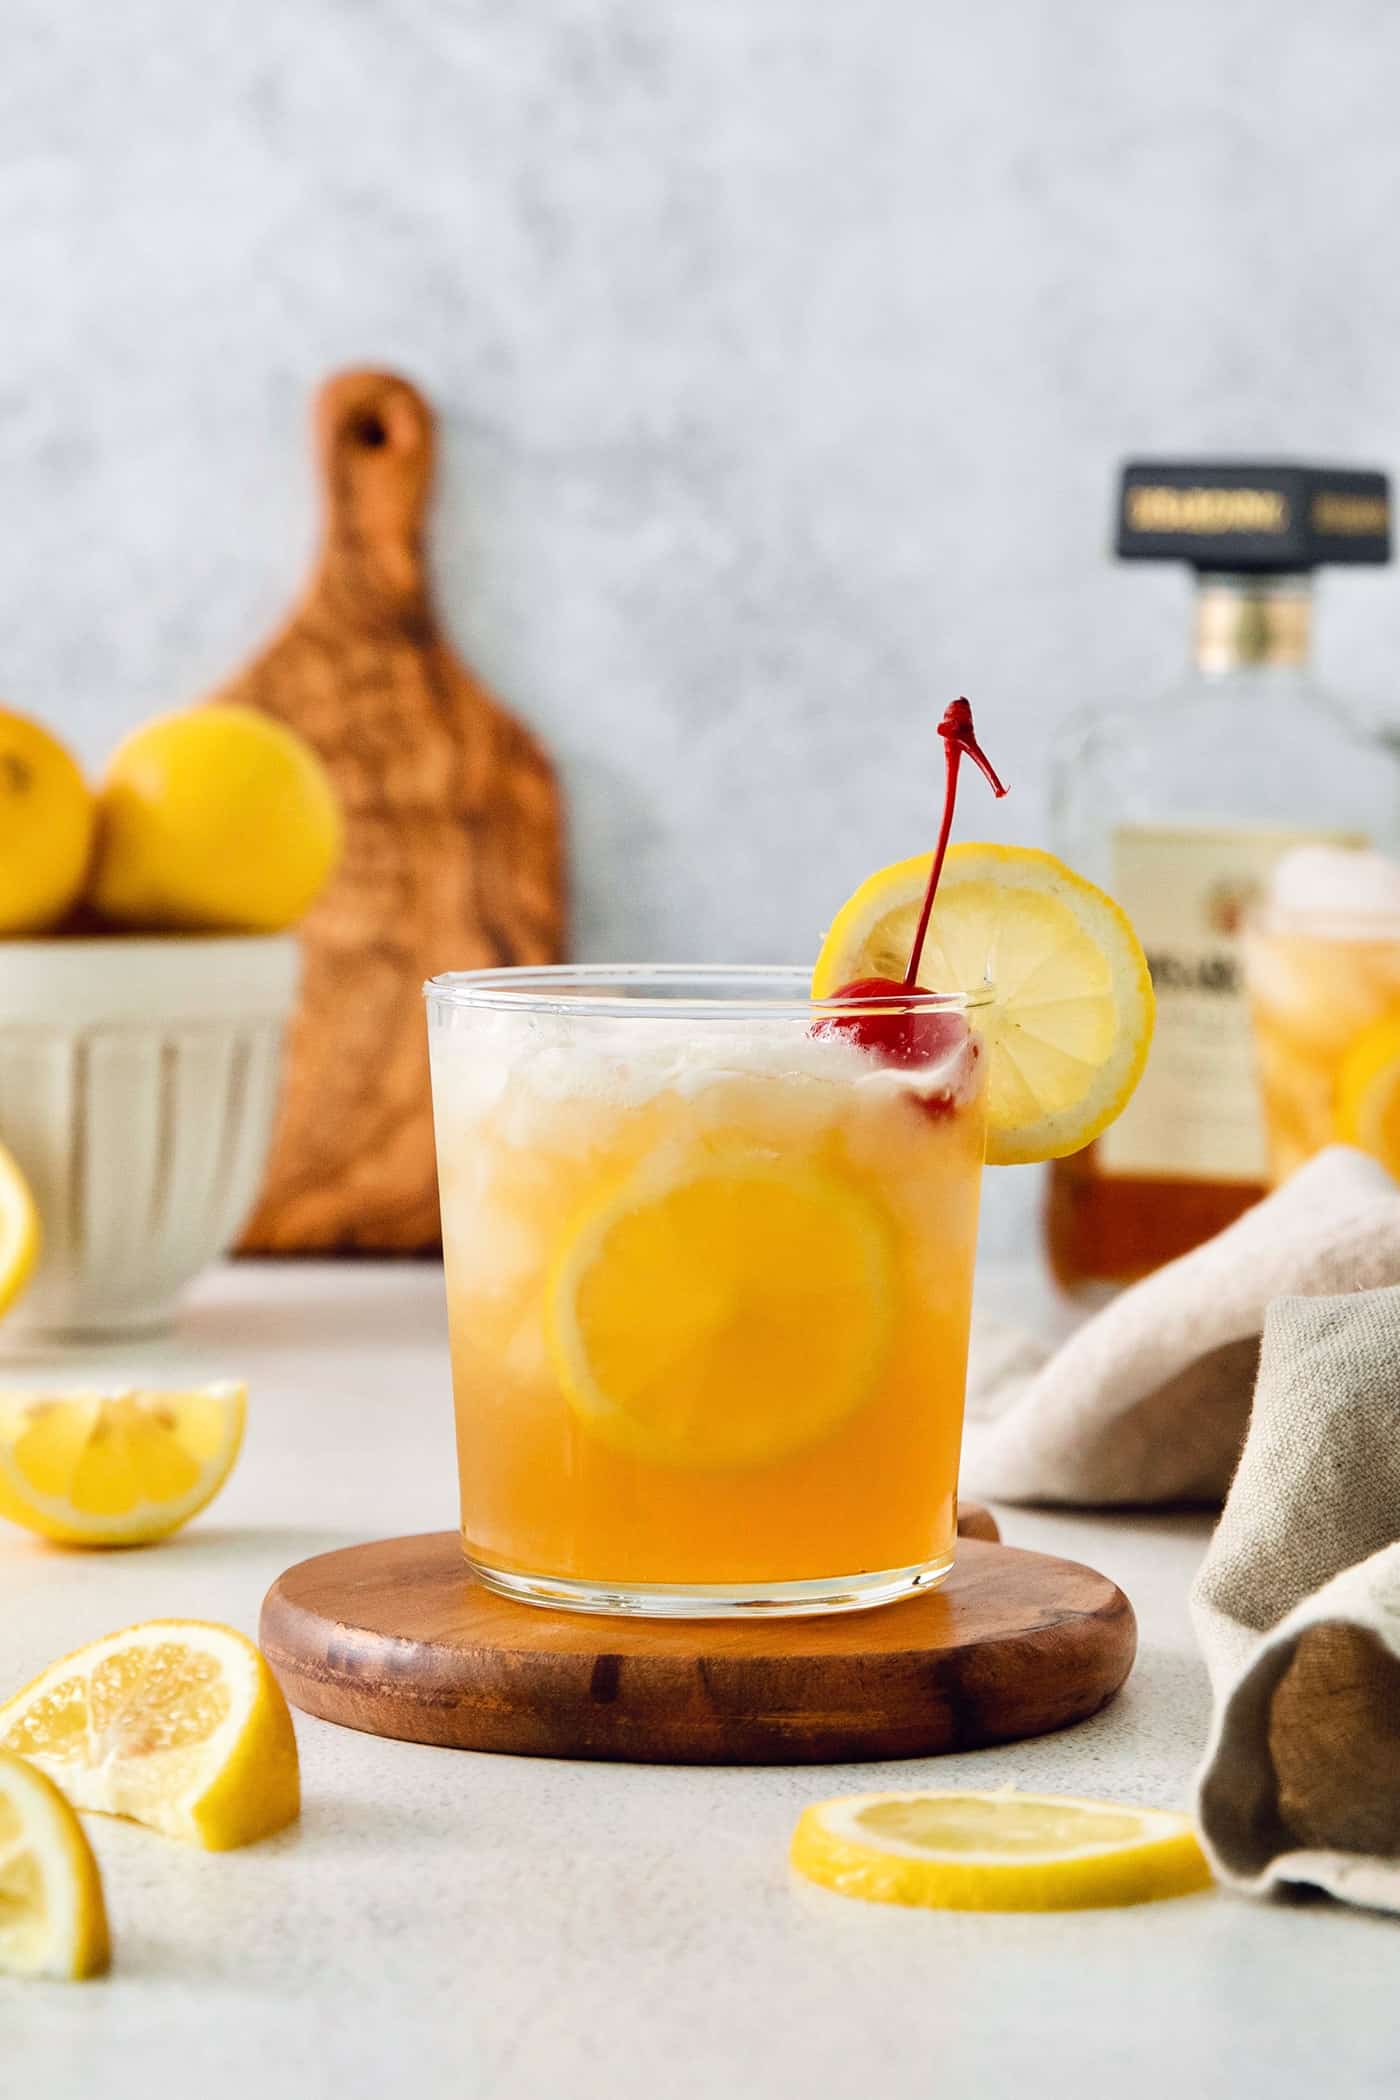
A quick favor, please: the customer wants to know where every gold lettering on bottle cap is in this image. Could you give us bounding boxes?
[1127,486,1288,534]
[1312,491,1390,536]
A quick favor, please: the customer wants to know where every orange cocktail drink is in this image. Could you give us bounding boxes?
[427,696,1156,1617]
[1243,846,1400,1183]
[427,968,989,1617]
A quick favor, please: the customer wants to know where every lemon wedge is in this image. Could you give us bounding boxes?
[0,1383,246,1547]
[0,1141,40,1320]
[791,1788,1212,1911]
[814,843,1154,1165]
[0,1747,110,1979]
[1334,1012,1400,1175]
[548,1152,896,1468]
[0,1621,300,1850]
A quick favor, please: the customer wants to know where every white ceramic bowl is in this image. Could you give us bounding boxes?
[0,936,299,1340]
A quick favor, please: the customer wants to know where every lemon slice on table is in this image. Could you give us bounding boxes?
[0,1383,246,1547]
[791,1789,1212,1911]
[1334,1013,1400,1175]
[0,1141,40,1319]
[548,1152,896,1469]
[0,1621,299,1850]
[0,1747,110,1980]
[813,843,1155,1166]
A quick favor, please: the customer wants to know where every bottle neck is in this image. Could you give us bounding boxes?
[1192,572,1313,674]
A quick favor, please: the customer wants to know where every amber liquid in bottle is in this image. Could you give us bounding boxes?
[1046,570,1398,1297]
[1045,1144,1260,1294]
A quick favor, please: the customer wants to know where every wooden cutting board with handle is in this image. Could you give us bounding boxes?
[218,368,565,1253]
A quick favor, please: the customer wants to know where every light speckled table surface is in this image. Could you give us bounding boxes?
[5,1261,1397,2099]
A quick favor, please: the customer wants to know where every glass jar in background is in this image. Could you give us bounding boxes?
[1245,889,1400,1186]
[425,966,989,1618]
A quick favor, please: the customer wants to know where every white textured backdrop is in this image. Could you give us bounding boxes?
[5,0,1400,1246]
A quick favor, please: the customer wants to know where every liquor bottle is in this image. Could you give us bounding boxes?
[1046,460,1399,1295]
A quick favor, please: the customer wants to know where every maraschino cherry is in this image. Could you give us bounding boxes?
[816,697,1007,1075]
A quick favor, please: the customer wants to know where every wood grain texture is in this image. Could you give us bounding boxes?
[259,1507,1139,1766]
[220,368,564,1252]
[954,1500,1000,1543]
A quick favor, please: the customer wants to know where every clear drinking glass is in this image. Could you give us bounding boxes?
[1244,907,1400,1183]
[425,966,989,1618]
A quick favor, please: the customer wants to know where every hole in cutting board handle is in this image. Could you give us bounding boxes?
[352,412,390,449]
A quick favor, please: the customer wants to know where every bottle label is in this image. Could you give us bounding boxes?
[1098,823,1365,1184]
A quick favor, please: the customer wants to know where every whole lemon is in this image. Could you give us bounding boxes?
[91,704,343,933]
[0,707,96,935]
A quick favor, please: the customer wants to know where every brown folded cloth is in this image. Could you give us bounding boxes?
[1191,1290,1400,1913]
[962,1147,1400,1506]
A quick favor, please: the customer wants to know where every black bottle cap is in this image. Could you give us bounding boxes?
[1117,461,1390,570]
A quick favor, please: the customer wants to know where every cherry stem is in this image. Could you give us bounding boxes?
[902,698,1009,992]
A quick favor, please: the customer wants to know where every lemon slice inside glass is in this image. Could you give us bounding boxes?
[0,1747,109,1980]
[0,1384,246,1546]
[1334,1012,1400,1175]
[813,843,1154,1166]
[547,1152,896,1468]
[0,1621,300,1851]
[791,1789,1212,1911]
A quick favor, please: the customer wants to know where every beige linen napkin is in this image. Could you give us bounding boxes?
[962,1146,1400,1506]
[1191,1290,1400,1913]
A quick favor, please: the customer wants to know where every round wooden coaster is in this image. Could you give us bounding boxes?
[260,1506,1136,1765]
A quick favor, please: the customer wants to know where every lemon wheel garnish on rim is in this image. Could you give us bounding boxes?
[0,1620,300,1851]
[1334,1012,1400,1176]
[0,1140,40,1321]
[548,1151,896,1469]
[0,1383,247,1546]
[791,1789,1212,1911]
[0,1746,110,1980]
[814,843,1155,1166]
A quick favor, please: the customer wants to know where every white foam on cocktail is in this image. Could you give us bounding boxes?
[1268,845,1400,932]
[429,1008,978,1121]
